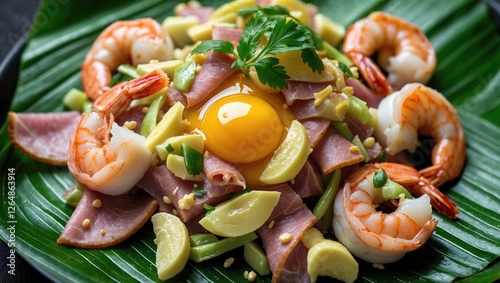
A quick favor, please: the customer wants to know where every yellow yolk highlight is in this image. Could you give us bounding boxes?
[185,73,295,183]
[202,94,283,163]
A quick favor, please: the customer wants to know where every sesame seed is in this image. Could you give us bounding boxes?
[163,196,172,204]
[243,271,249,279]
[92,199,102,208]
[123,121,137,130]
[363,137,375,148]
[100,229,106,236]
[349,145,359,153]
[223,257,235,268]
[247,271,257,282]
[268,220,275,229]
[82,219,91,229]
[142,107,149,113]
[279,232,293,244]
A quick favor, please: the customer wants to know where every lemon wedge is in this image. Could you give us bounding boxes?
[151,213,190,280]
[199,191,280,237]
[260,119,312,184]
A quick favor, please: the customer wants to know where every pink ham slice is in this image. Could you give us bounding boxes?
[212,26,242,44]
[346,77,383,108]
[311,127,365,174]
[182,51,236,108]
[289,159,323,198]
[281,81,330,105]
[256,184,317,283]
[203,152,246,189]
[176,4,214,24]
[8,111,81,166]
[113,105,146,134]
[57,188,158,248]
[300,117,330,149]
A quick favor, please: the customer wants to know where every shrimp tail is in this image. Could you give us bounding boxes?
[419,164,447,188]
[351,53,392,96]
[420,183,460,219]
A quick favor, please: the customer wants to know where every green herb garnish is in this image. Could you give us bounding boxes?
[191,5,324,89]
[180,143,204,175]
[228,187,251,199]
[204,204,215,215]
[193,186,207,198]
[373,169,388,188]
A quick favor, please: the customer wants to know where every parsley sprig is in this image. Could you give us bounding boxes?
[191,5,325,89]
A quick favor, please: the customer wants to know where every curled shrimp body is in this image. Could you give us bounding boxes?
[82,18,174,100]
[375,83,466,187]
[344,12,436,95]
[93,69,169,118]
[333,163,439,263]
[68,112,152,196]
[68,70,169,195]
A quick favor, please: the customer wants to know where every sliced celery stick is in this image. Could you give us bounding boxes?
[312,169,341,219]
[140,94,166,137]
[117,64,140,78]
[81,100,93,113]
[323,41,353,67]
[244,241,271,276]
[382,180,413,200]
[189,232,258,262]
[190,233,218,247]
[62,88,88,111]
[331,121,354,141]
[347,95,372,125]
[351,135,369,162]
[173,60,196,91]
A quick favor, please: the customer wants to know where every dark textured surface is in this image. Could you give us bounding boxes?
[1,0,54,282]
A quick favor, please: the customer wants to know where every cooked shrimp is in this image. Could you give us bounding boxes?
[82,18,174,100]
[93,69,169,118]
[375,82,466,187]
[343,12,436,95]
[332,163,439,263]
[67,112,152,196]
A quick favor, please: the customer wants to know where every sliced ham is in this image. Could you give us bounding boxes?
[114,105,146,134]
[8,111,81,166]
[165,87,188,107]
[281,81,329,105]
[136,165,227,222]
[256,184,317,283]
[277,242,310,283]
[183,51,236,107]
[311,126,365,174]
[176,3,214,24]
[289,159,323,198]
[57,188,158,248]
[212,26,242,44]
[203,152,246,189]
[346,78,383,108]
[300,118,330,148]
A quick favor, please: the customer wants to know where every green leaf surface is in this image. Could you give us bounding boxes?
[1,0,499,282]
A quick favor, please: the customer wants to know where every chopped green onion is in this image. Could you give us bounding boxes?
[204,204,215,215]
[63,183,85,207]
[373,169,388,188]
[180,143,204,175]
[338,61,354,78]
[140,94,166,137]
[228,187,251,199]
[165,143,175,153]
[117,64,140,79]
[331,121,354,141]
[193,186,207,198]
[81,100,93,113]
[189,232,258,262]
[378,150,387,162]
[382,180,413,200]
[190,233,218,247]
[351,135,369,162]
[347,95,372,125]
[173,60,196,91]
[312,169,341,219]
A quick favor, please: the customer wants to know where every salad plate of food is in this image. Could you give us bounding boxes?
[1,0,499,282]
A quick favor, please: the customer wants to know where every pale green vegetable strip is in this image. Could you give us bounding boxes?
[189,232,258,263]
[244,241,271,276]
[331,121,354,141]
[312,169,341,219]
[320,201,334,233]
[62,88,88,112]
[382,180,413,200]
[117,64,140,78]
[189,233,218,247]
[81,100,93,113]
[351,135,369,162]
[323,41,353,67]
[347,95,372,125]
[140,94,166,137]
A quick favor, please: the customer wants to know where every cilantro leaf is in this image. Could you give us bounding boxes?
[252,56,289,89]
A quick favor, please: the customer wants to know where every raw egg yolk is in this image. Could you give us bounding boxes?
[201,94,284,163]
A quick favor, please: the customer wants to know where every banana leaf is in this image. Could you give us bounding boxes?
[1,0,499,282]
